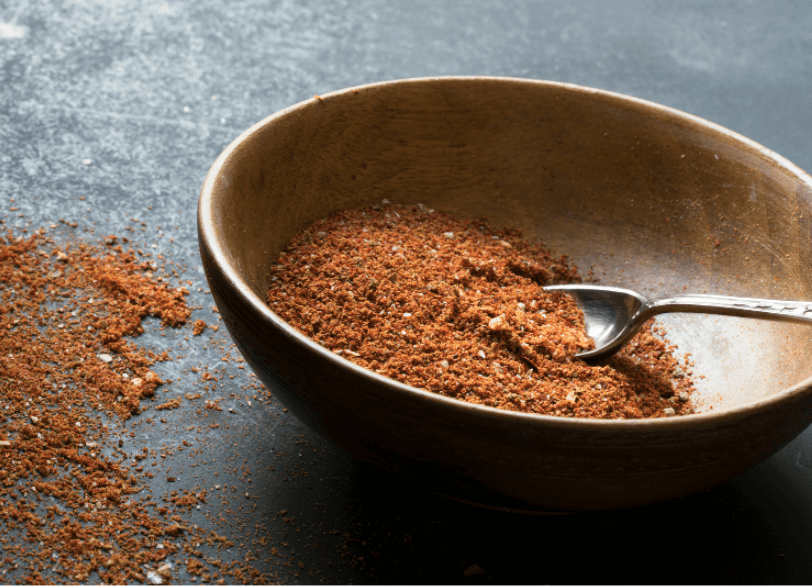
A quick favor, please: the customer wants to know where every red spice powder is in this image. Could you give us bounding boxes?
[267,204,695,419]
[192,319,207,336]
[0,227,277,584]
[0,230,192,583]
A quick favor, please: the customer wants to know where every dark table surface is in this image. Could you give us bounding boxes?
[2,1,812,583]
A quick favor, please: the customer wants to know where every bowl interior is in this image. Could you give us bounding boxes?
[204,77,812,414]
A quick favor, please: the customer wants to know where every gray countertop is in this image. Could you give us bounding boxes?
[2,1,812,583]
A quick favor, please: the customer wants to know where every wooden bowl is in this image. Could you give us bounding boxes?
[198,77,812,511]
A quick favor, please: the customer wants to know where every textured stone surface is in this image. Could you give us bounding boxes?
[1,0,812,582]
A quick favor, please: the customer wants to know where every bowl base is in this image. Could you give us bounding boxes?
[431,490,575,515]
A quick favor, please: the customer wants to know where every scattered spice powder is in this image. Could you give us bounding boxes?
[267,204,695,419]
[0,229,193,582]
[0,226,278,584]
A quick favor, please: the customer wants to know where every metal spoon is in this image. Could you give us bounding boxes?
[543,284,812,362]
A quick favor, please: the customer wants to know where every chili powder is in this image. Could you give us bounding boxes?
[267,204,695,419]
[0,227,276,584]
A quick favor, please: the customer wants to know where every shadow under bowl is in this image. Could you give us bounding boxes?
[198,77,812,511]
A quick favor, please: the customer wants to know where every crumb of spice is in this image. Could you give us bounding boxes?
[267,205,695,419]
[463,564,486,577]
[192,319,207,335]
[155,398,182,411]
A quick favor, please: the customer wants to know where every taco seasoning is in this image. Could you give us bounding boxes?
[267,204,695,419]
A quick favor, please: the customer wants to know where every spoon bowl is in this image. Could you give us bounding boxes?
[544,285,646,361]
[546,284,812,362]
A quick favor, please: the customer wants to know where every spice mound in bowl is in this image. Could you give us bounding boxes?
[267,204,695,419]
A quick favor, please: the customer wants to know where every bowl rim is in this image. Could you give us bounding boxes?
[198,75,812,430]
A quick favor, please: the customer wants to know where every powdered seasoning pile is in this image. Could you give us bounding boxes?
[267,204,695,419]
[0,226,282,584]
[0,229,200,582]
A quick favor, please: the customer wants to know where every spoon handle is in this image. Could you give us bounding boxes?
[638,294,812,325]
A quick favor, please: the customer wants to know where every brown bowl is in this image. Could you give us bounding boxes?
[198,77,812,511]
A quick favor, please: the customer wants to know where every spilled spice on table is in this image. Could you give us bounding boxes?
[0,226,274,584]
[267,204,695,419]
